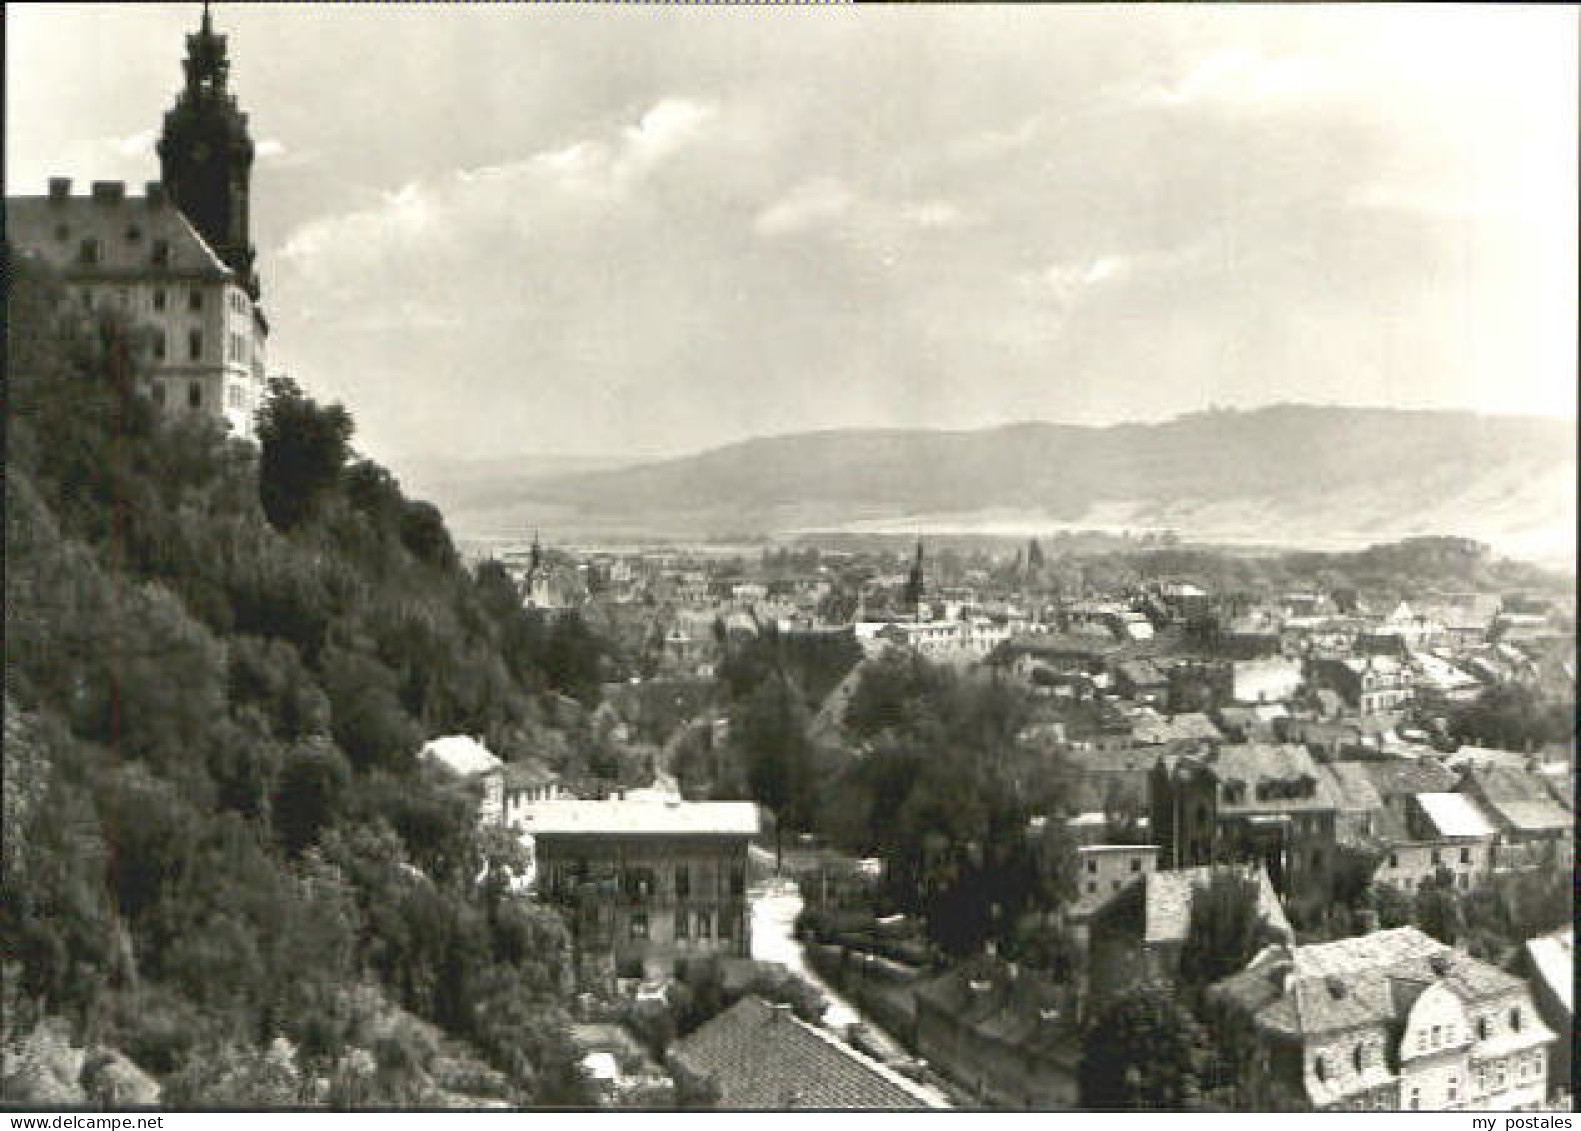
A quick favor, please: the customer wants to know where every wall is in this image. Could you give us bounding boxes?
[536,835,752,979]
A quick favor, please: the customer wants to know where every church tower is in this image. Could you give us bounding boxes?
[157,3,259,298]
[902,538,926,620]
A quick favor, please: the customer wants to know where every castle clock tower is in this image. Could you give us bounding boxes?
[157,3,258,298]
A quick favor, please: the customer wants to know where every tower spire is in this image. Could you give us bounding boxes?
[159,0,258,296]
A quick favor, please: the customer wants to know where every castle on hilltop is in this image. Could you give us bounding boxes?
[5,5,269,439]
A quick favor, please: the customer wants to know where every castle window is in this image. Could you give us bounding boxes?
[1431,849,1441,866]
[189,288,203,312]
[125,224,142,242]
[188,330,203,361]
[1313,1055,1329,1083]
[1388,853,1398,868]
[152,382,166,407]
[675,908,689,940]
[1086,882,1097,895]
[1459,847,1471,864]
[718,911,734,940]
[153,288,167,311]
[188,382,202,410]
[1431,1024,1442,1047]
[675,865,690,900]
[152,330,166,361]
[696,910,713,940]
[629,912,648,941]
[1508,1007,1521,1032]
[1408,1087,1420,1110]
[151,240,169,267]
[730,864,745,897]
[78,238,100,265]
[1130,859,1142,873]
[1086,860,1097,874]
[54,223,69,241]
[1477,1016,1491,1040]
[1353,1043,1366,1071]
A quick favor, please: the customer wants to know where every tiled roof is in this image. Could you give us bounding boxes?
[1349,759,1458,799]
[1459,764,1557,802]
[514,799,760,838]
[1474,796,1571,835]
[913,959,1078,1063]
[1412,792,1496,839]
[1319,763,1385,813]
[1133,712,1223,745]
[419,734,504,777]
[1212,927,1532,1039]
[1140,863,1292,947]
[1207,744,1340,813]
[671,996,947,1109]
[6,191,233,281]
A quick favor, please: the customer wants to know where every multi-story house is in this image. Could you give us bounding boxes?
[1149,743,1343,909]
[1069,843,1160,939]
[1371,793,1499,895]
[1311,655,1413,716]
[1208,926,1557,1111]
[1455,767,1574,874]
[4,8,268,439]
[517,799,760,985]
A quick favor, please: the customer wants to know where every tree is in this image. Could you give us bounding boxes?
[256,377,354,531]
[1080,982,1220,1110]
[1177,868,1270,997]
[1412,867,1466,946]
[273,739,352,856]
[735,673,818,865]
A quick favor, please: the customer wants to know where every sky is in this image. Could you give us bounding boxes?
[7,3,1577,467]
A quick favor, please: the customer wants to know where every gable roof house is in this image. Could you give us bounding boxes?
[669,995,948,1109]
[1086,862,1292,1004]
[1207,927,1558,1111]
[418,734,506,825]
[1455,766,1574,873]
[1510,927,1572,1097]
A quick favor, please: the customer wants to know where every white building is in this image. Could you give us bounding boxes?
[7,180,268,438]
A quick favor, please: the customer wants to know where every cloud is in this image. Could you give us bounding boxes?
[900,201,970,230]
[279,96,720,269]
[755,178,970,242]
[107,128,155,158]
[1148,48,1340,108]
[753,177,856,237]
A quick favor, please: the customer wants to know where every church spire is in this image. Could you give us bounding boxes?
[159,2,259,297]
[902,537,925,618]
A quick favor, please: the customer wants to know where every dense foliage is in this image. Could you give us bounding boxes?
[2,253,595,1107]
[1078,981,1227,1111]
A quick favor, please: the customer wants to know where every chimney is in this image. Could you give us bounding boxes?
[145,182,166,208]
[770,1001,794,1022]
[90,180,125,203]
[48,177,71,202]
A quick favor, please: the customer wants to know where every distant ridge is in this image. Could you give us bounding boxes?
[432,406,1576,562]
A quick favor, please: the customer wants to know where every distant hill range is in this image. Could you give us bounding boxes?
[413,406,1576,565]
